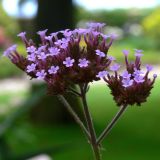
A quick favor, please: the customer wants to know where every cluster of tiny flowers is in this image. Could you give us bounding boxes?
[98,49,157,106]
[4,22,116,94]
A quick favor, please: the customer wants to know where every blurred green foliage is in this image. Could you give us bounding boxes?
[0,3,20,40]
[74,7,152,27]
[142,7,160,48]
[0,2,22,78]
[0,57,22,78]
[110,38,160,63]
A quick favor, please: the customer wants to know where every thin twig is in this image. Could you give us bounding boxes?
[57,95,90,140]
[97,105,128,145]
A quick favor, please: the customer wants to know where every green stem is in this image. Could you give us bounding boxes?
[80,84,101,160]
[57,95,90,140]
[97,105,127,145]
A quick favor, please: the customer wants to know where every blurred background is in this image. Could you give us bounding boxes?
[0,0,160,159]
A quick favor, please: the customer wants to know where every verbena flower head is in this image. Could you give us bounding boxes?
[103,49,157,106]
[4,22,115,94]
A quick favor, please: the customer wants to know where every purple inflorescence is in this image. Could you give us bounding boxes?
[3,22,157,98]
[103,49,157,106]
[4,22,115,94]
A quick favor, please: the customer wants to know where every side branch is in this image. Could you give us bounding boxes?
[57,95,90,140]
[97,105,128,145]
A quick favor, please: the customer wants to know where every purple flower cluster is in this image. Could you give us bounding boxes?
[103,50,157,106]
[4,22,115,94]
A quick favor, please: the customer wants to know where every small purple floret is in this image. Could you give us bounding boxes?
[135,53,143,57]
[133,68,144,76]
[17,32,26,38]
[50,32,58,37]
[135,49,143,53]
[48,66,59,74]
[110,33,118,40]
[102,34,110,40]
[122,71,131,79]
[87,22,105,30]
[37,46,46,53]
[134,75,145,83]
[146,64,153,72]
[27,46,36,53]
[27,53,36,62]
[134,49,143,57]
[63,57,75,67]
[74,28,88,35]
[95,49,105,57]
[92,31,100,36]
[110,63,120,71]
[62,29,72,37]
[153,74,157,78]
[108,55,116,61]
[55,38,69,47]
[122,49,129,56]
[37,52,47,60]
[96,71,108,78]
[54,40,62,46]
[45,36,53,41]
[78,58,89,68]
[36,70,47,80]
[48,47,60,56]
[3,44,17,57]
[37,29,48,37]
[60,43,68,49]
[122,78,133,88]
[26,63,36,73]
